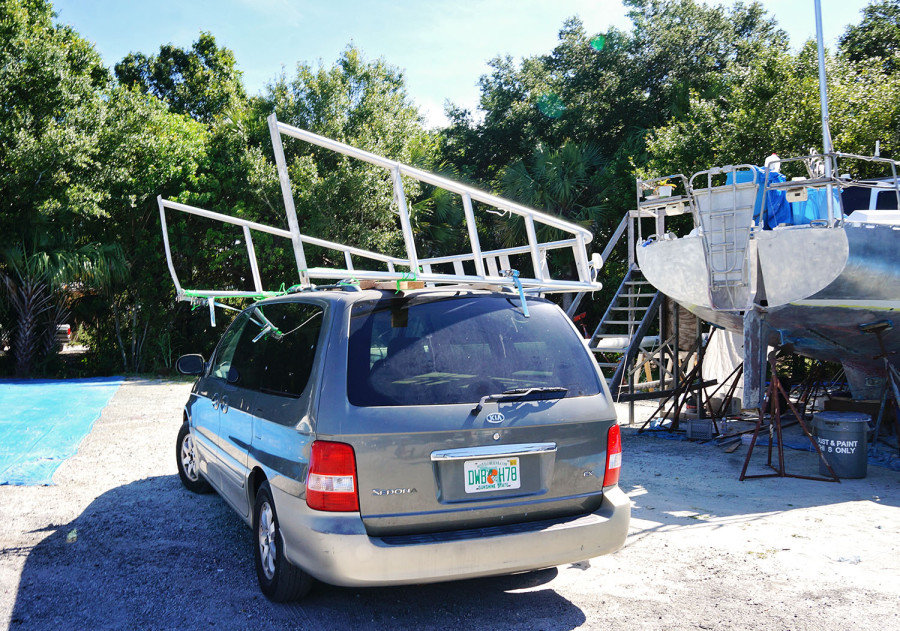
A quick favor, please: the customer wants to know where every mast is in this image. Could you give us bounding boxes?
[814,0,837,225]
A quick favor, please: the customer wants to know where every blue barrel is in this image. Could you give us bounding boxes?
[814,412,870,479]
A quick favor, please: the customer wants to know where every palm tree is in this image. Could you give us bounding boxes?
[499,142,613,245]
[1,242,127,377]
[498,142,615,310]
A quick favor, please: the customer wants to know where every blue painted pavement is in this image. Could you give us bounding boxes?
[0,377,123,485]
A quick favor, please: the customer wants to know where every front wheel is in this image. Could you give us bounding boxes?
[176,422,211,493]
[253,481,313,601]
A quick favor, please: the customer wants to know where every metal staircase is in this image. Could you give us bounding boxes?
[589,267,661,397]
[581,173,705,413]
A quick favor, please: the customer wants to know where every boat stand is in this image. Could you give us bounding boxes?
[862,321,900,455]
[739,351,840,482]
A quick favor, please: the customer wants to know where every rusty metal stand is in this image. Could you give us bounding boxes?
[861,321,900,455]
[703,362,743,422]
[739,352,840,482]
[638,328,717,433]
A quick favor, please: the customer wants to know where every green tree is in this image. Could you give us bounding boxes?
[248,46,435,272]
[499,142,612,247]
[440,3,787,217]
[0,0,119,375]
[1,241,126,376]
[114,32,246,124]
[644,43,900,178]
[87,87,208,373]
[840,0,900,73]
[0,2,213,375]
[498,142,614,307]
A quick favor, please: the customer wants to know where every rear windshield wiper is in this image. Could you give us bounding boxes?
[471,387,568,415]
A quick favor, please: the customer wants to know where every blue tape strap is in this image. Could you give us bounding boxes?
[510,270,529,318]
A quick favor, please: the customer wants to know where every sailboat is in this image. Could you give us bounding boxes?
[634,1,900,408]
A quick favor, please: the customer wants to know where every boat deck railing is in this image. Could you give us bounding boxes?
[761,152,900,225]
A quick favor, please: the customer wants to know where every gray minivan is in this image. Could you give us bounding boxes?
[176,286,629,601]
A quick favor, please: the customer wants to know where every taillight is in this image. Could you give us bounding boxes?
[603,424,622,487]
[306,441,359,511]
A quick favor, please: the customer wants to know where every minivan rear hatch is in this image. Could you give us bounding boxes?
[325,292,617,537]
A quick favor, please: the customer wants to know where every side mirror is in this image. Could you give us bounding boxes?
[176,354,205,376]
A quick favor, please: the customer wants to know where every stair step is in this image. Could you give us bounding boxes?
[618,292,655,298]
[610,305,650,312]
[604,319,644,325]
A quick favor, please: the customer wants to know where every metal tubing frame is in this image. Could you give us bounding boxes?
[267,114,310,286]
[159,115,602,300]
[274,118,594,241]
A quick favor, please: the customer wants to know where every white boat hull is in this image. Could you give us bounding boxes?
[639,220,900,400]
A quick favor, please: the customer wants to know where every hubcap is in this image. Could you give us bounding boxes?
[258,501,277,580]
[180,433,199,481]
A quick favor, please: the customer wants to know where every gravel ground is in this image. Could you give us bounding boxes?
[1,378,899,630]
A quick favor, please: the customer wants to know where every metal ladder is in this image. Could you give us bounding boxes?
[567,202,665,400]
[689,166,759,311]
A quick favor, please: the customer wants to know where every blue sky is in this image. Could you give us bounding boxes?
[53,0,870,128]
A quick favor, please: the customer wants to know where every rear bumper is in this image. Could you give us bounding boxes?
[275,485,631,587]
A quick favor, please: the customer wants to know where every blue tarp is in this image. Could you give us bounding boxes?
[727,166,843,228]
[726,166,790,229]
[790,187,842,225]
[0,377,123,485]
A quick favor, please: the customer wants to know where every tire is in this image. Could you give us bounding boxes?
[176,422,212,493]
[253,481,313,601]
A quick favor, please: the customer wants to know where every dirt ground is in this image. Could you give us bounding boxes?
[1,378,898,630]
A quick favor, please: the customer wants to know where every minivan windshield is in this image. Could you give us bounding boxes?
[347,294,602,407]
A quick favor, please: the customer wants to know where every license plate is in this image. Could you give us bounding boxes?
[464,457,521,493]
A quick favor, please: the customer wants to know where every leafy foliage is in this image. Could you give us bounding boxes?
[840,0,900,73]
[644,41,900,178]
[3,0,899,376]
[114,32,246,124]
[250,47,435,269]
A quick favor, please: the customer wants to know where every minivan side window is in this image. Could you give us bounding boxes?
[210,312,252,381]
[245,302,325,398]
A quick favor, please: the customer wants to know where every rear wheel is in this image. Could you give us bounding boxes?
[176,423,211,493]
[253,481,313,601]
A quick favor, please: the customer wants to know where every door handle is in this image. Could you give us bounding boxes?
[211,394,220,410]
[221,395,229,414]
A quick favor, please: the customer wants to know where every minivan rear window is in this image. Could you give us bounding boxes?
[347,295,602,406]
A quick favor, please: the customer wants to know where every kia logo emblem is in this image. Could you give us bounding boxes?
[485,412,505,424]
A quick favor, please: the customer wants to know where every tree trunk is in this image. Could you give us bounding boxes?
[111,300,128,372]
[3,273,53,377]
[130,304,138,371]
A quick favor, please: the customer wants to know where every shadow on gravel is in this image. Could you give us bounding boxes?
[9,475,586,630]
[621,429,900,538]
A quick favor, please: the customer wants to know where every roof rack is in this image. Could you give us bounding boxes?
[158,114,602,303]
